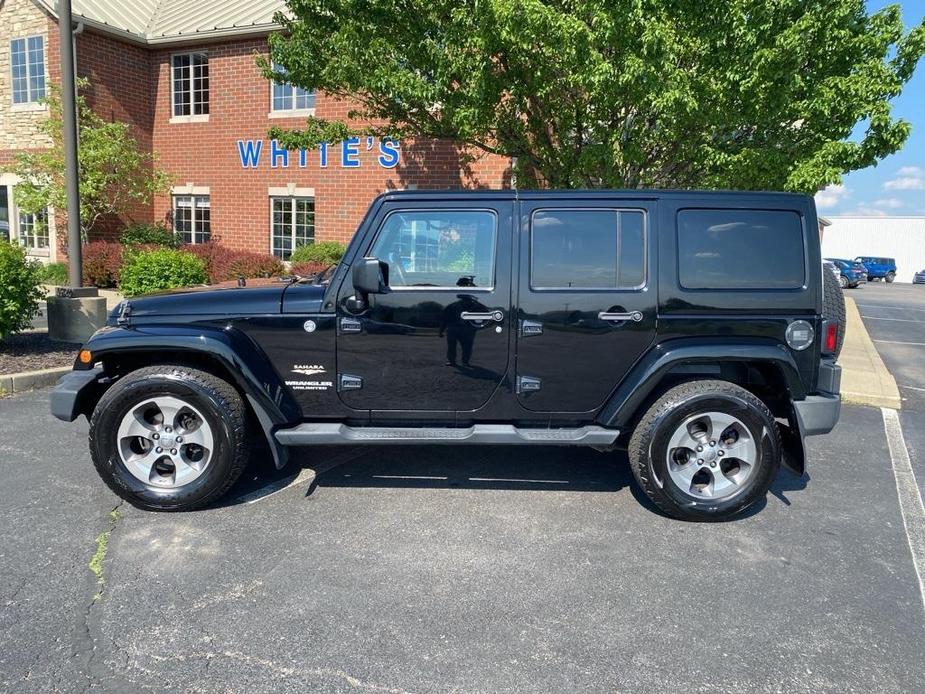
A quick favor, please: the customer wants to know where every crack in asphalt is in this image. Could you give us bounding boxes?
[73,499,126,693]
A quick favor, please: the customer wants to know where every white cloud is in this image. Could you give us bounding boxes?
[883,166,925,191]
[883,177,925,191]
[844,205,889,217]
[872,197,904,209]
[815,184,849,209]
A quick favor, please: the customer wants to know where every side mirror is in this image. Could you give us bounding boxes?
[352,257,389,296]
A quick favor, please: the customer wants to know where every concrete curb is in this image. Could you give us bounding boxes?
[0,366,71,395]
[840,296,902,409]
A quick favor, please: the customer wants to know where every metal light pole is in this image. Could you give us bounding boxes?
[58,0,81,287]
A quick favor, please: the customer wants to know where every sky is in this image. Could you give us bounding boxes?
[814,0,925,218]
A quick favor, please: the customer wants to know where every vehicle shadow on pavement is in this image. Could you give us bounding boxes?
[310,446,632,493]
[222,443,810,519]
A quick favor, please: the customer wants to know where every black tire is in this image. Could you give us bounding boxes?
[89,365,249,511]
[822,266,846,360]
[628,380,781,522]
[885,271,895,283]
[838,274,849,289]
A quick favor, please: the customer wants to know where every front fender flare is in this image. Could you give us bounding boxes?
[83,325,300,469]
[597,338,806,430]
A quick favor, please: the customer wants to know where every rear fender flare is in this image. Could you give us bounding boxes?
[597,339,806,430]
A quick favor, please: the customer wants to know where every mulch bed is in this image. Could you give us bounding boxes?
[0,332,77,375]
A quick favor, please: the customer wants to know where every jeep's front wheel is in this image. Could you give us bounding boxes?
[89,365,249,511]
[628,380,780,522]
[885,271,896,283]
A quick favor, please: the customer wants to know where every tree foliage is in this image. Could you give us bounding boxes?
[12,81,170,235]
[267,0,925,191]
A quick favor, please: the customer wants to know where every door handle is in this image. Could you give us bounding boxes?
[598,311,643,323]
[460,310,504,323]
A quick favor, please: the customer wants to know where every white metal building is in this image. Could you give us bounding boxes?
[821,216,925,283]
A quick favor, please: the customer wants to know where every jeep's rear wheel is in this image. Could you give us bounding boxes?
[89,365,249,511]
[628,380,781,522]
[885,271,896,283]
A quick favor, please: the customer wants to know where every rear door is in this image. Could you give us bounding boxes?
[514,200,657,412]
[335,200,513,414]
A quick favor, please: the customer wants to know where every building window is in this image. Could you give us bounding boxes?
[18,209,49,250]
[271,63,315,113]
[11,36,46,104]
[171,52,209,117]
[271,197,315,260]
[173,195,210,244]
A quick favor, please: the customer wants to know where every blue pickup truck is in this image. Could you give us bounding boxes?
[855,256,897,283]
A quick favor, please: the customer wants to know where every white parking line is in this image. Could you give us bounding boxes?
[881,408,925,610]
[857,304,925,313]
[873,340,925,346]
[899,384,925,394]
[861,315,923,323]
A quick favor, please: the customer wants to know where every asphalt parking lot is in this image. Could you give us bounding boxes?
[2,289,924,692]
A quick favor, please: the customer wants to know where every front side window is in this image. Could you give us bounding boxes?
[172,52,209,117]
[370,210,497,288]
[531,209,645,289]
[271,63,316,112]
[173,195,210,244]
[18,208,48,249]
[11,36,45,104]
[271,197,315,260]
[677,209,805,290]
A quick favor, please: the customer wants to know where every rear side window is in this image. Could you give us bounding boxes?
[677,209,805,290]
[531,209,645,289]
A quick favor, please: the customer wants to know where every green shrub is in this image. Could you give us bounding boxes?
[289,241,346,266]
[119,248,207,297]
[37,261,69,286]
[119,223,179,247]
[0,242,44,340]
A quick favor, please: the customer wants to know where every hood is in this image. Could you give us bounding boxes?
[111,283,290,322]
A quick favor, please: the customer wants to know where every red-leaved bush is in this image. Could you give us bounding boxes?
[82,241,123,288]
[181,242,285,284]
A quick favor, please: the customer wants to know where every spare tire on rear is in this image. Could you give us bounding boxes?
[822,264,846,360]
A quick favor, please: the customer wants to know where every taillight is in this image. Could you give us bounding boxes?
[822,320,838,355]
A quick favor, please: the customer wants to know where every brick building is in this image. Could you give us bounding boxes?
[0,0,513,264]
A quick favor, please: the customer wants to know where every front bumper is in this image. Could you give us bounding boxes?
[50,367,104,422]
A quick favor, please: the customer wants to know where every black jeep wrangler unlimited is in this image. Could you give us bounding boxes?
[51,190,842,521]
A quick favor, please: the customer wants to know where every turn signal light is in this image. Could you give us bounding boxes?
[822,321,838,355]
[78,349,93,364]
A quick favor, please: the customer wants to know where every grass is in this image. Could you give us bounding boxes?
[89,506,121,600]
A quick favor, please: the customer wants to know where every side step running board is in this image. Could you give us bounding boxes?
[275,423,619,446]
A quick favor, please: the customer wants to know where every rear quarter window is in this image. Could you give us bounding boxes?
[677,209,806,290]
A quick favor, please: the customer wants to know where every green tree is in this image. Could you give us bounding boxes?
[266,0,925,192]
[11,81,170,236]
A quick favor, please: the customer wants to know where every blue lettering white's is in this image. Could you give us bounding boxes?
[270,139,289,168]
[341,137,360,167]
[237,139,263,168]
[236,137,400,169]
[378,139,400,168]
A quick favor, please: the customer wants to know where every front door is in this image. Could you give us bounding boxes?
[515,200,657,412]
[336,201,513,413]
